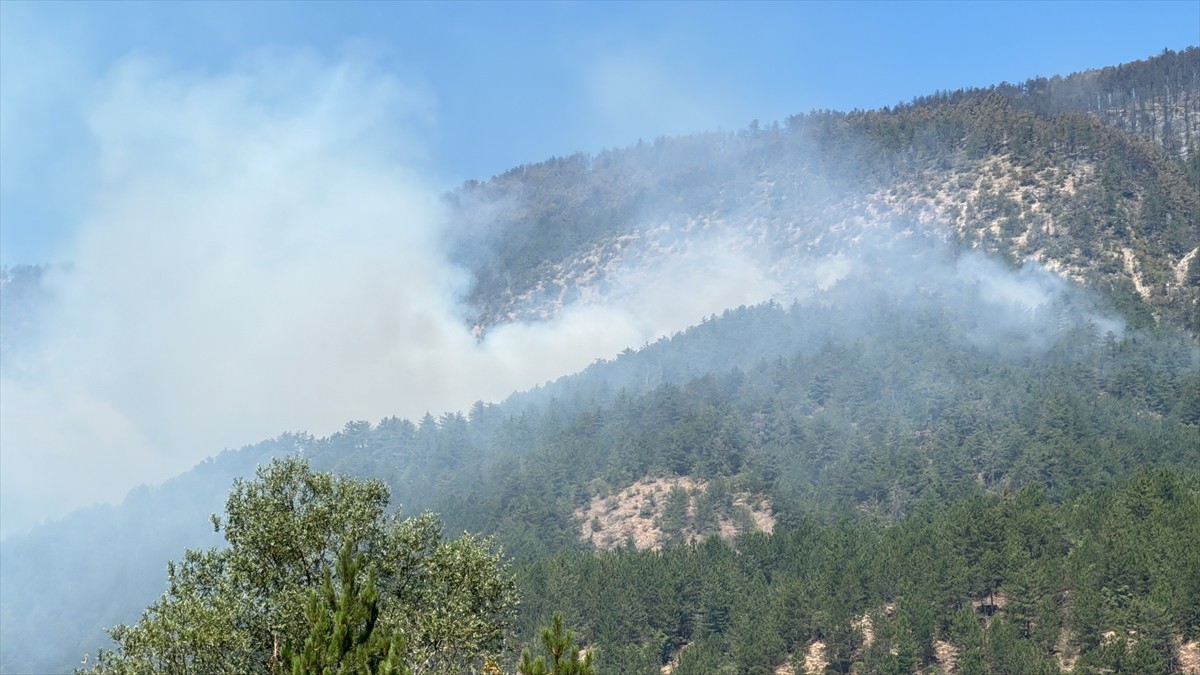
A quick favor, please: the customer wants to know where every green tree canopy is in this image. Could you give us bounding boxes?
[82,457,516,675]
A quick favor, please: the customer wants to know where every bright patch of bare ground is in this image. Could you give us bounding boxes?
[1178,637,1200,674]
[866,155,1100,288]
[932,639,958,674]
[803,640,828,675]
[576,476,775,551]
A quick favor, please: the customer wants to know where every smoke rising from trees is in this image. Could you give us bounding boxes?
[0,47,1139,538]
[0,53,783,536]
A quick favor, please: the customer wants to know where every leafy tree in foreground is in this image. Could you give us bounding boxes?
[81,458,516,675]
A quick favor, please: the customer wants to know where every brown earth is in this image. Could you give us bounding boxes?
[576,476,775,551]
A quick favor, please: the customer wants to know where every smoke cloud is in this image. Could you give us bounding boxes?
[0,52,784,536]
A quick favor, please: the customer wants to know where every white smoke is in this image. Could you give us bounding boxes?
[0,51,783,536]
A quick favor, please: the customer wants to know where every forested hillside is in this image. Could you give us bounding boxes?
[8,242,1197,672]
[516,468,1200,673]
[2,48,1199,674]
[447,47,1199,334]
[958,46,1200,164]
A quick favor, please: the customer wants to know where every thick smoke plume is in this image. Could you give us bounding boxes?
[0,53,783,536]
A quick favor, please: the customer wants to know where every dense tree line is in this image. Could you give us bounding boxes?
[74,443,1200,674]
[514,468,1200,673]
[908,47,1200,164]
[312,292,1198,561]
[8,274,1196,672]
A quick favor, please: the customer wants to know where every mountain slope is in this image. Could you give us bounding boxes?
[2,48,1199,674]
[6,245,1197,673]
[447,48,1200,334]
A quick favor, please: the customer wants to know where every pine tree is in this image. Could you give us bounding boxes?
[281,542,410,675]
[518,613,595,675]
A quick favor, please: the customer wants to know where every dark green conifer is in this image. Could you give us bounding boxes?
[518,613,595,675]
[282,542,410,675]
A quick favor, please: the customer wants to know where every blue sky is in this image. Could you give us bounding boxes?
[1,0,1197,265]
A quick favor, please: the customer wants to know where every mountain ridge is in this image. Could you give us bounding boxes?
[447,47,1199,335]
[2,47,1199,674]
